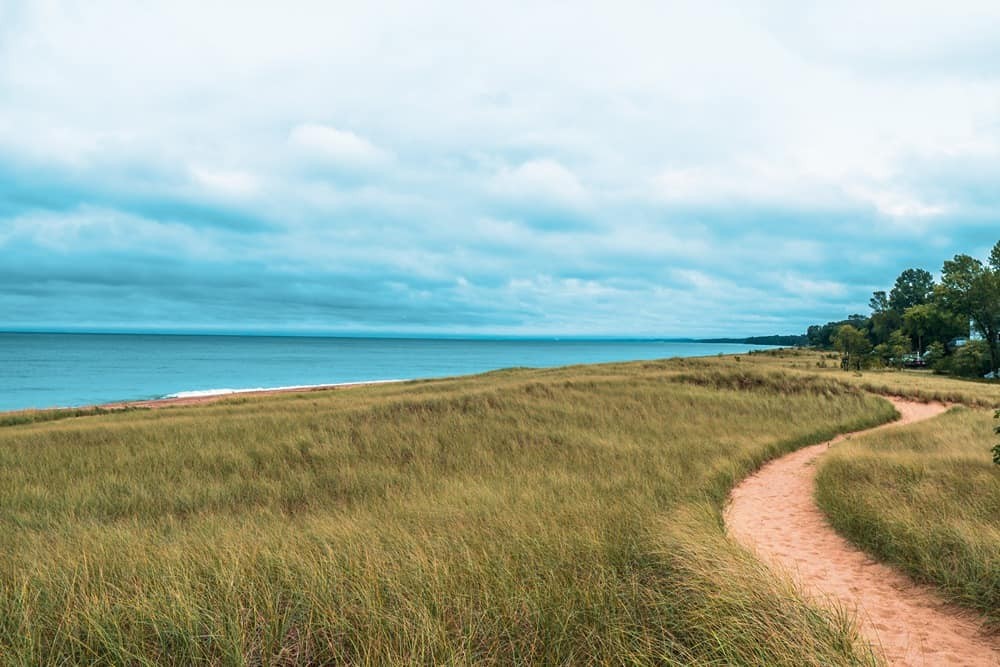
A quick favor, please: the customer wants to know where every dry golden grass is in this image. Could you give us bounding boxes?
[701,348,1000,407]
[0,360,891,665]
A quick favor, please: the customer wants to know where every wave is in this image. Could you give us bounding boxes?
[162,379,405,400]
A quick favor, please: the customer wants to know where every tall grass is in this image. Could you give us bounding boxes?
[0,362,893,665]
[816,407,1000,627]
[0,405,137,428]
[699,348,1000,407]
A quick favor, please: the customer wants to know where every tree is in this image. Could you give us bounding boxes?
[902,304,933,354]
[938,242,1000,377]
[888,330,911,367]
[923,341,946,366]
[943,341,992,378]
[926,302,971,351]
[889,268,935,312]
[901,302,965,355]
[870,309,902,346]
[869,290,890,314]
[807,316,872,348]
[833,324,872,371]
[868,290,901,345]
[872,330,910,369]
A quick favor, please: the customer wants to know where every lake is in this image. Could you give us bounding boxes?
[0,333,776,411]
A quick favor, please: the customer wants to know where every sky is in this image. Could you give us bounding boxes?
[1,1,999,337]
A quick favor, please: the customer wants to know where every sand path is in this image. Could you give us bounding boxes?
[725,398,999,666]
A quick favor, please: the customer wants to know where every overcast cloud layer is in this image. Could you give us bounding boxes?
[2,1,999,336]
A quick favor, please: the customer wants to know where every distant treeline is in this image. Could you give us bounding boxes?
[805,239,1000,378]
[699,335,808,346]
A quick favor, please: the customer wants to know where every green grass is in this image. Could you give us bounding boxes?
[0,361,893,665]
[816,406,1000,627]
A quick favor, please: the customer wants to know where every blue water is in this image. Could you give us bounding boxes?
[0,333,776,412]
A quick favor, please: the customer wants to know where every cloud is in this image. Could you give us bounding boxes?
[1,2,999,336]
[777,275,849,299]
[846,186,947,222]
[189,166,260,198]
[762,2,1000,79]
[490,159,589,210]
[288,124,390,169]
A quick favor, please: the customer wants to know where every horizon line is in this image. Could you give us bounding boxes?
[0,328,802,342]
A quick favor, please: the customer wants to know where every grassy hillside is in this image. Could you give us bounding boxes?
[816,407,1000,627]
[0,360,892,665]
[700,348,1000,407]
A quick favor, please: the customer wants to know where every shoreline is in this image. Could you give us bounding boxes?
[1,344,785,418]
[2,379,408,417]
[0,339,781,418]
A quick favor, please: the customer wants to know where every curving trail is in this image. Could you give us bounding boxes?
[725,398,1000,666]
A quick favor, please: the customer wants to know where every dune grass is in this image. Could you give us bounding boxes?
[698,348,1000,407]
[0,361,892,665]
[0,405,136,428]
[815,406,1000,627]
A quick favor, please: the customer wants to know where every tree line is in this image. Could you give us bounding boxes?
[805,240,1000,379]
[699,334,808,346]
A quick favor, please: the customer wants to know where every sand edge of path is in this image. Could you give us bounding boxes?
[725,397,999,666]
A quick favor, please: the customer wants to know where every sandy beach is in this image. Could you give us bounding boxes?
[0,379,406,418]
[101,379,406,410]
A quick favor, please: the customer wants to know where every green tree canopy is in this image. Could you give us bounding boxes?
[938,242,1000,376]
[807,315,871,348]
[832,324,871,371]
[902,304,933,353]
[869,309,901,346]
[901,302,965,354]
[869,290,890,314]
[889,268,935,312]
[805,241,1000,379]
